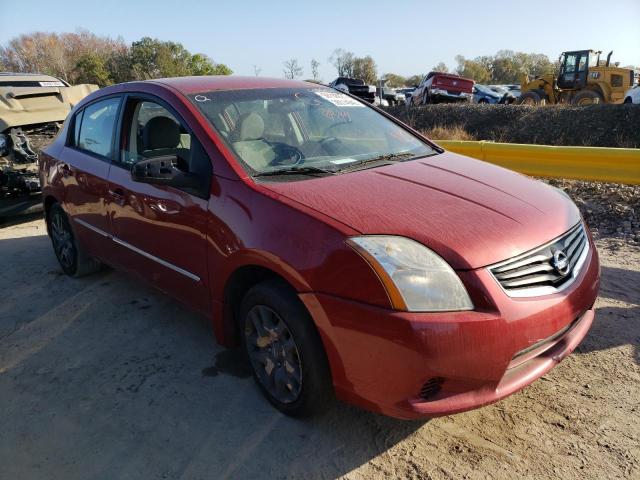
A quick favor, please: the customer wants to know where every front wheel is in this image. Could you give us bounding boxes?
[518,91,543,105]
[240,279,334,417]
[571,90,603,105]
[624,97,633,104]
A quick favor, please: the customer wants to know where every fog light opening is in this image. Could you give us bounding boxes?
[419,377,444,400]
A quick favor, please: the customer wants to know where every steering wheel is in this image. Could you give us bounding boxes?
[322,121,350,137]
[268,142,305,167]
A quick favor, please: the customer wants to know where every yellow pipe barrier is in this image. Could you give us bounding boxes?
[437,140,640,185]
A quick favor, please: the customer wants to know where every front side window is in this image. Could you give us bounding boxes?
[120,99,212,195]
[562,54,577,80]
[77,97,120,158]
[188,88,435,178]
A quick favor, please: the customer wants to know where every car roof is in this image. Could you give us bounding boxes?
[147,76,319,94]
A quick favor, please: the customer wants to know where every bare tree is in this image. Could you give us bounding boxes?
[283,58,303,79]
[329,49,355,77]
[253,64,262,76]
[310,58,320,81]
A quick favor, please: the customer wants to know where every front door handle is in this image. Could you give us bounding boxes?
[108,188,126,206]
[148,201,180,215]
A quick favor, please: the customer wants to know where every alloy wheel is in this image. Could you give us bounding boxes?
[50,211,75,270]
[244,305,303,404]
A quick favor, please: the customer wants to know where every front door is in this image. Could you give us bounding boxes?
[106,96,212,315]
[558,52,590,90]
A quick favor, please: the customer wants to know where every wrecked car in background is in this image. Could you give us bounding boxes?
[0,73,97,219]
[328,77,376,103]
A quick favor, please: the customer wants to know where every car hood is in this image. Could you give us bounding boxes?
[261,152,581,269]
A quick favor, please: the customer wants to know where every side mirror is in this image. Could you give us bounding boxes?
[131,155,201,190]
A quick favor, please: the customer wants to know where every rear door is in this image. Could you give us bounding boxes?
[59,96,121,258]
[106,94,211,314]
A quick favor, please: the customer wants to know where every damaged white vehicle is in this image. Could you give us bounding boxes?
[0,73,97,218]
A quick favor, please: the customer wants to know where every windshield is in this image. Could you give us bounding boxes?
[188,87,435,177]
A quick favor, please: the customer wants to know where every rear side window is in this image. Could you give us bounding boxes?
[72,109,84,146]
[77,97,120,158]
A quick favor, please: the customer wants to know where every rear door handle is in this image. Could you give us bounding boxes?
[108,188,126,206]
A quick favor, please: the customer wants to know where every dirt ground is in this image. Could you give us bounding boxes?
[0,217,638,480]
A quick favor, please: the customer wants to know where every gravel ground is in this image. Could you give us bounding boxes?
[549,179,640,244]
[0,208,638,479]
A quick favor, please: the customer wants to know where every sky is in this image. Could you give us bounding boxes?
[1,0,639,81]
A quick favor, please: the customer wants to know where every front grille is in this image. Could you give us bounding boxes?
[489,223,589,297]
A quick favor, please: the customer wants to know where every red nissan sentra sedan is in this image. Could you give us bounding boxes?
[39,76,600,419]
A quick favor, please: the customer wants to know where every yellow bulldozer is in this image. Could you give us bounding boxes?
[518,50,634,105]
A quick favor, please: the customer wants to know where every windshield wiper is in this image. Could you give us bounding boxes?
[337,152,417,173]
[253,165,337,178]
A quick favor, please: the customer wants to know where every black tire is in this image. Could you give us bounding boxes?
[48,203,101,277]
[624,97,633,104]
[571,90,603,106]
[479,98,489,104]
[517,90,543,105]
[239,279,334,417]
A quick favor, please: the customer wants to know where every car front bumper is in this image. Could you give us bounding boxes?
[300,239,600,419]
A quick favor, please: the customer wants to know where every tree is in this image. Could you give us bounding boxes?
[352,55,377,85]
[405,74,424,87]
[453,50,555,84]
[253,65,262,76]
[381,73,407,88]
[310,58,320,81]
[283,58,303,79]
[455,55,492,83]
[0,30,127,83]
[188,53,232,76]
[432,62,449,73]
[74,52,112,86]
[1,31,231,85]
[329,49,354,77]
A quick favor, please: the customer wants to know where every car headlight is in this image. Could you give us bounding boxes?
[347,236,474,312]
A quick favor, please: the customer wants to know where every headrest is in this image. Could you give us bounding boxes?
[143,116,180,150]
[238,113,264,141]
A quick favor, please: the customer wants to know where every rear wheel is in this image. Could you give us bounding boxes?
[240,279,334,417]
[48,203,101,277]
[479,98,489,104]
[624,97,633,104]
[518,91,543,105]
[571,90,602,105]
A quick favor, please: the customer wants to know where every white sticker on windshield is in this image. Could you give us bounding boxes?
[39,81,65,87]
[314,90,365,107]
[330,158,358,165]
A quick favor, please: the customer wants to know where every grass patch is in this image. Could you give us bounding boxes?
[421,125,475,141]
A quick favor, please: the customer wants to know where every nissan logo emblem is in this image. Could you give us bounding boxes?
[552,250,570,275]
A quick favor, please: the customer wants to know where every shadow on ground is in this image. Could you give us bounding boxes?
[0,234,424,479]
[576,265,640,365]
